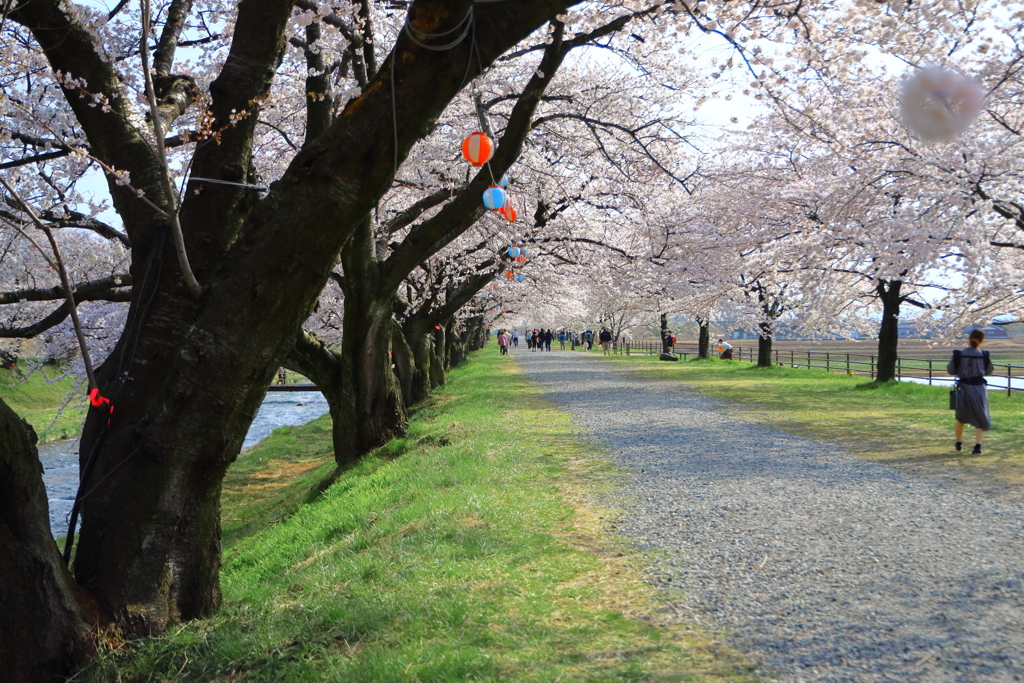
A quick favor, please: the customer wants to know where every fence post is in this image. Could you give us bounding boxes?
[870,355,875,379]
[846,353,850,375]
[928,359,932,385]
[898,355,902,380]
[807,351,811,370]
[791,350,794,367]
[1009,364,1013,397]
[826,352,830,373]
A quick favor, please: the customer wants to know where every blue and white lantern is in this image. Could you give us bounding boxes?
[508,246,521,258]
[482,185,506,211]
[498,173,510,188]
[515,274,525,282]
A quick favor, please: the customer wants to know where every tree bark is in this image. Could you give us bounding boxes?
[0,398,94,681]
[660,312,670,354]
[404,321,435,405]
[390,320,416,408]
[875,279,903,383]
[445,317,465,368]
[429,324,447,389]
[463,316,485,351]
[334,217,408,465]
[757,321,774,368]
[697,319,710,359]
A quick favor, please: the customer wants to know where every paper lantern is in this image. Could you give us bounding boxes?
[492,283,499,289]
[515,255,524,263]
[482,185,506,210]
[462,132,494,166]
[499,204,517,222]
[505,270,514,279]
[515,274,525,282]
[508,246,521,258]
[498,173,510,187]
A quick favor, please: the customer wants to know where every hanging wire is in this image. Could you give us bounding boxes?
[391,4,476,181]
[402,7,474,50]
[187,176,269,192]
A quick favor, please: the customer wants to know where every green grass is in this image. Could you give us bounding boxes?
[603,353,1024,488]
[78,352,756,682]
[0,363,86,442]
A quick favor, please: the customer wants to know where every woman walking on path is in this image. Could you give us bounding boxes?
[496,329,509,356]
[947,328,994,454]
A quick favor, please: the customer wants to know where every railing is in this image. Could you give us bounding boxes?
[615,341,1023,396]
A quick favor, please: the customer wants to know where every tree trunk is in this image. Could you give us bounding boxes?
[757,321,773,368]
[283,331,350,465]
[463,315,485,351]
[660,312,670,354]
[404,322,434,405]
[446,317,466,368]
[429,324,447,390]
[335,219,407,465]
[697,319,710,359]
[390,321,416,408]
[1,399,94,681]
[876,279,903,383]
[448,331,466,367]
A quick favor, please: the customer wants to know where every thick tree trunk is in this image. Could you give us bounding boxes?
[757,322,774,368]
[876,279,903,383]
[335,219,407,464]
[429,325,447,389]
[446,317,466,368]
[697,319,710,359]
[404,322,434,405]
[1,399,93,681]
[391,321,416,408]
[448,333,466,367]
[463,315,486,351]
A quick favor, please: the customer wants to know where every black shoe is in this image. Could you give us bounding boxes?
[973,444,982,455]
[955,441,962,452]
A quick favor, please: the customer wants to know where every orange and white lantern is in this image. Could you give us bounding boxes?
[461,132,494,167]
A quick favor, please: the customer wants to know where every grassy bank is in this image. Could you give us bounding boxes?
[80,351,755,682]
[603,354,1024,488]
[0,363,85,442]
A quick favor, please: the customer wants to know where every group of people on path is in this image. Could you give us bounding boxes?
[525,329,560,351]
[494,326,616,354]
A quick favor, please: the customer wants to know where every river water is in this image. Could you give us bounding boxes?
[39,391,328,538]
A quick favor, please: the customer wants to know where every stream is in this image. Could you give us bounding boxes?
[38,390,328,538]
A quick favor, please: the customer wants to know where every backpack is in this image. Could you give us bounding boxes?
[953,349,989,379]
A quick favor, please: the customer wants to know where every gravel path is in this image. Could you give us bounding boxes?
[514,349,1024,682]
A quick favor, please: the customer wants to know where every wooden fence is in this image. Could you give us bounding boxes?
[615,341,1023,396]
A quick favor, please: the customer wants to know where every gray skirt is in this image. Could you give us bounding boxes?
[955,383,992,431]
